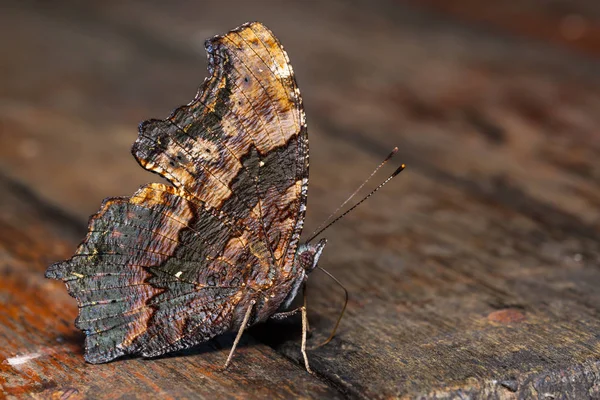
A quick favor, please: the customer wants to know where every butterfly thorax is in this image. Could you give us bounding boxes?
[240,238,327,325]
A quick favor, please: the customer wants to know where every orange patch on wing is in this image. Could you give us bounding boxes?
[120,304,157,348]
[129,183,194,254]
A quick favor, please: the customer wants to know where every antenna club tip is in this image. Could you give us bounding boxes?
[384,147,399,161]
[392,164,406,177]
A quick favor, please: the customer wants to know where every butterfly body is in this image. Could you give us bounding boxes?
[46,22,321,365]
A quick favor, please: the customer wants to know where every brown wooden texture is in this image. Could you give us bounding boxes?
[2,0,600,398]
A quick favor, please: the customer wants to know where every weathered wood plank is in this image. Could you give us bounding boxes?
[261,2,600,397]
[0,173,342,398]
[2,0,600,398]
[402,0,600,58]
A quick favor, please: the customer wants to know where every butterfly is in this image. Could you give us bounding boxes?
[46,21,405,373]
[46,22,324,372]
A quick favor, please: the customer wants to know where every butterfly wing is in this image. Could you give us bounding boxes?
[46,22,309,363]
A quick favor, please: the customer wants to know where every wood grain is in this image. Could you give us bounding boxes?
[2,0,600,398]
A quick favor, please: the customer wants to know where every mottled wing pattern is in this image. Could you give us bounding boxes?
[46,22,309,363]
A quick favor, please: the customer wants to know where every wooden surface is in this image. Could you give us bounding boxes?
[2,0,600,398]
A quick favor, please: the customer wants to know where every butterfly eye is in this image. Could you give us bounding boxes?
[244,77,249,83]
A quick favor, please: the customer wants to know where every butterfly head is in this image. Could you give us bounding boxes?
[295,238,327,273]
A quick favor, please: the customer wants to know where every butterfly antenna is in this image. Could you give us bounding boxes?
[313,266,349,348]
[306,163,406,243]
[307,147,398,242]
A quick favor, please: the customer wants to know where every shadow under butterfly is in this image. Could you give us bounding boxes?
[45,21,405,373]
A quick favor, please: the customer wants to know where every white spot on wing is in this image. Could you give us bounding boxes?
[272,60,291,79]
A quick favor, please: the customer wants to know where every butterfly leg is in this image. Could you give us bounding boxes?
[300,284,313,374]
[270,309,311,338]
[270,307,302,320]
[270,283,310,332]
[269,284,313,373]
[224,299,256,370]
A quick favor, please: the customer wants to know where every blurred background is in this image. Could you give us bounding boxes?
[2,1,600,398]
[2,0,599,225]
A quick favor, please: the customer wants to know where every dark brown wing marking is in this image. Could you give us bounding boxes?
[46,22,309,363]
